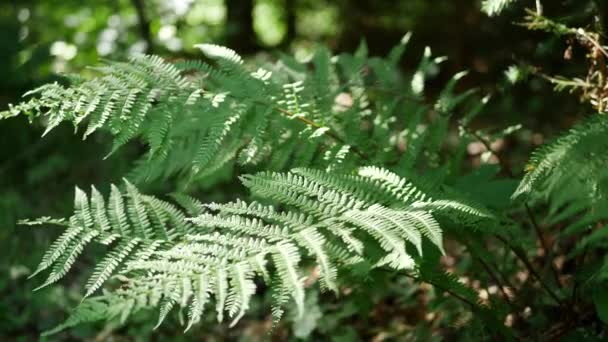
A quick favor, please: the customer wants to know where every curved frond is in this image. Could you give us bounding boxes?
[31,167,486,333]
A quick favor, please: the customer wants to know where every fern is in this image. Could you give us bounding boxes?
[26,167,488,334]
[513,114,608,199]
[21,180,194,293]
[482,0,518,16]
[3,38,500,336]
[2,37,471,190]
[6,1,608,339]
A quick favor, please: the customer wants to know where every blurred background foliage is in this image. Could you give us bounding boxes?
[0,0,603,340]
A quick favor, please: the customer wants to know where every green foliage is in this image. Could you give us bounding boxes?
[2,36,502,337]
[29,167,487,334]
[5,1,608,339]
[22,180,193,292]
[2,37,475,192]
[514,114,608,200]
[2,41,429,188]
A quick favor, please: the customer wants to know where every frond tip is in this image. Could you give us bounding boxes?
[481,0,518,16]
[25,180,193,292]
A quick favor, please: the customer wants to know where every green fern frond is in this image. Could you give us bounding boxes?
[84,238,140,298]
[26,180,194,292]
[11,39,495,335]
[3,41,472,189]
[513,114,608,199]
[195,44,244,65]
[32,167,488,334]
[481,0,518,16]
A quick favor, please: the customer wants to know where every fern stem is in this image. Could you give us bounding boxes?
[477,257,516,304]
[271,105,369,160]
[462,240,515,306]
[469,130,514,177]
[402,273,478,309]
[494,235,565,307]
[524,203,562,289]
[569,242,590,306]
[470,129,564,291]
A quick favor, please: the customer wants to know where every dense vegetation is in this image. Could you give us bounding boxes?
[2,0,608,340]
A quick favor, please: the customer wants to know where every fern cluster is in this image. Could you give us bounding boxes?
[27,167,487,334]
[6,1,608,339]
[0,35,501,335]
[3,41,462,189]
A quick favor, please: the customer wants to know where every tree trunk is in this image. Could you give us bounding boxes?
[225,0,258,53]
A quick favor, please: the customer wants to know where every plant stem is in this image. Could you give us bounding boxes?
[461,239,515,305]
[272,106,369,160]
[469,130,513,177]
[470,130,564,290]
[524,203,563,288]
[403,273,478,308]
[476,255,517,304]
[570,244,589,305]
[495,235,565,307]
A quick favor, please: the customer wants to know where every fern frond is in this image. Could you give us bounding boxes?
[195,44,244,65]
[26,180,194,291]
[513,114,608,199]
[14,39,494,335]
[3,41,471,189]
[32,166,488,333]
[84,238,140,298]
[482,0,518,16]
